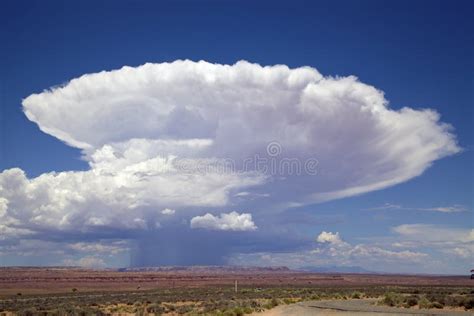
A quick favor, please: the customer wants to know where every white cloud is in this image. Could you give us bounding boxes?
[348,244,427,262]
[316,231,343,245]
[369,203,467,213]
[161,208,175,215]
[423,205,467,213]
[393,224,473,243]
[68,241,129,255]
[448,247,472,259]
[314,231,427,263]
[0,162,263,236]
[392,224,473,260]
[0,239,128,257]
[21,60,459,207]
[63,256,106,268]
[231,231,428,271]
[190,211,257,231]
[0,60,461,263]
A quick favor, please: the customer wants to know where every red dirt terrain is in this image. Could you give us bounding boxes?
[0,267,471,297]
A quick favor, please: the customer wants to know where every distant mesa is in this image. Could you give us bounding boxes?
[117,266,291,273]
[298,266,373,274]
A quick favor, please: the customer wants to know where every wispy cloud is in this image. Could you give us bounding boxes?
[368,203,468,213]
[63,256,106,268]
[391,224,473,261]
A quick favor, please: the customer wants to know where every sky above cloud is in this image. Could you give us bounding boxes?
[1,1,472,274]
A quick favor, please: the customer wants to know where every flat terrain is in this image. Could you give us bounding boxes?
[0,267,472,315]
[0,267,471,296]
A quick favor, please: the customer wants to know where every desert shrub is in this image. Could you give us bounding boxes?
[175,304,194,314]
[17,308,36,316]
[418,297,431,309]
[380,293,403,307]
[332,292,342,299]
[351,291,362,299]
[249,299,259,308]
[242,306,253,314]
[430,301,444,309]
[263,298,279,309]
[147,303,165,314]
[270,298,279,307]
[164,303,176,312]
[404,295,418,307]
[426,293,445,305]
[230,307,244,316]
[444,295,465,307]
[462,297,474,310]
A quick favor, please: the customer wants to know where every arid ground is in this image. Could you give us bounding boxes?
[1,267,472,296]
[0,267,472,315]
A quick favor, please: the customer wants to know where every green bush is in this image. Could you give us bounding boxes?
[404,295,418,307]
[263,298,279,309]
[270,298,279,307]
[463,297,474,310]
[430,302,444,309]
[381,293,403,307]
[418,297,431,309]
[242,306,253,314]
[309,294,320,300]
[146,303,165,314]
[17,308,36,316]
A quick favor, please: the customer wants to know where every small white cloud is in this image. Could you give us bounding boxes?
[234,191,270,198]
[190,211,257,231]
[234,192,250,197]
[316,231,343,244]
[161,208,175,215]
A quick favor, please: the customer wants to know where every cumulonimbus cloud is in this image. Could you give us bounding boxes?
[0,60,460,243]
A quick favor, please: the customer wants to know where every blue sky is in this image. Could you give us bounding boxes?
[0,0,472,273]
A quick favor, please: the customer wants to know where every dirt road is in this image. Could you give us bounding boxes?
[254,299,474,316]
